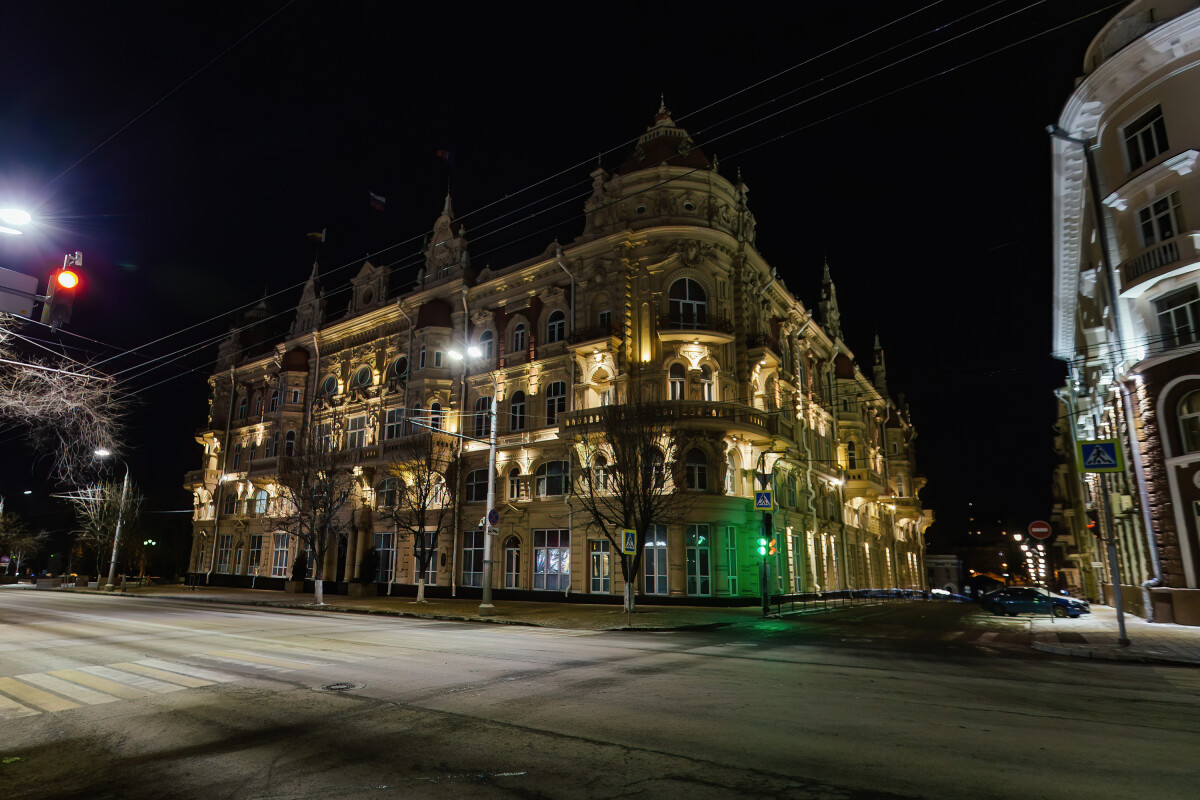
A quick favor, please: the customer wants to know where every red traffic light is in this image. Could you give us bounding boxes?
[56,269,79,289]
[768,538,777,556]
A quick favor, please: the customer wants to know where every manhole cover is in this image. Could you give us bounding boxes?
[319,682,360,692]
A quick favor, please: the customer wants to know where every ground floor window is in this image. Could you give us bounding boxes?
[414,532,437,585]
[374,532,395,583]
[725,526,738,595]
[248,534,263,576]
[462,530,484,587]
[686,525,710,596]
[215,534,232,574]
[590,539,611,594]
[505,536,521,588]
[271,534,290,578]
[645,524,668,595]
[534,529,570,590]
[790,531,804,593]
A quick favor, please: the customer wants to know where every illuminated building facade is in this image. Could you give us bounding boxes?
[184,105,930,601]
[1051,0,1200,623]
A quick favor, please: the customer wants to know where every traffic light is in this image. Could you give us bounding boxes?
[769,538,778,556]
[41,252,81,331]
[757,537,767,556]
[1086,508,1100,538]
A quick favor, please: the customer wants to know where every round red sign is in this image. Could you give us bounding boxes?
[1028,520,1052,540]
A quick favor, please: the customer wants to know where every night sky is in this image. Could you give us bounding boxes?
[0,1,1123,555]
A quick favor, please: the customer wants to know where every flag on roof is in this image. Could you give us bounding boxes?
[368,192,386,211]
[307,228,326,242]
[435,149,452,161]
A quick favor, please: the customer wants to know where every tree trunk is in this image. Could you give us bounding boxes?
[314,574,325,605]
[416,578,426,603]
[624,580,636,614]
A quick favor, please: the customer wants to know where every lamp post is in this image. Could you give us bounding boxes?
[450,347,500,613]
[96,448,130,592]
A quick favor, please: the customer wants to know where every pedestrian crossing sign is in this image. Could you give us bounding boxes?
[755,491,774,510]
[1078,439,1123,473]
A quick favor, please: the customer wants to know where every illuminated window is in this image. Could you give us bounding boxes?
[545,381,566,425]
[668,278,707,327]
[700,365,714,401]
[505,536,521,588]
[346,415,366,449]
[669,363,686,400]
[533,529,570,590]
[376,478,399,509]
[1156,286,1200,350]
[480,330,494,359]
[1124,106,1169,171]
[1180,391,1200,452]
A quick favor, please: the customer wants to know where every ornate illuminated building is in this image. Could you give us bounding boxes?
[185,104,930,601]
[1051,1,1200,624]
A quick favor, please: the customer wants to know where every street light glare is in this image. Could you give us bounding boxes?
[0,208,31,225]
[468,346,482,358]
[0,225,22,236]
[95,448,112,457]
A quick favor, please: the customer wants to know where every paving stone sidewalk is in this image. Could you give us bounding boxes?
[1029,605,1200,666]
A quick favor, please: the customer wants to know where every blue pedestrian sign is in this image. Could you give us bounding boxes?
[621,528,637,556]
[755,490,774,510]
[1078,439,1123,473]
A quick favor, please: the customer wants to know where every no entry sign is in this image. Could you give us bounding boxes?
[1028,520,1052,540]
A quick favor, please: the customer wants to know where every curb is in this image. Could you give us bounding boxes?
[1031,640,1200,667]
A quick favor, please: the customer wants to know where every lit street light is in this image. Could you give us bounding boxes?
[95,448,130,591]
[0,207,31,236]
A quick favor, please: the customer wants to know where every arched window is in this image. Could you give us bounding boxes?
[847,441,857,470]
[535,460,570,497]
[546,310,566,343]
[285,430,296,456]
[475,397,492,438]
[592,455,609,490]
[647,448,666,489]
[669,363,686,400]
[480,330,494,359]
[353,366,372,388]
[466,469,489,503]
[252,392,263,416]
[253,489,269,516]
[430,402,443,431]
[248,441,257,463]
[545,381,566,425]
[269,389,280,412]
[376,477,399,509]
[504,535,521,588]
[1181,391,1200,452]
[685,448,707,490]
[727,453,737,495]
[700,365,714,401]
[232,444,243,470]
[668,278,707,327]
[787,475,797,507]
[508,466,525,500]
[223,492,237,515]
[513,322,527,352]
[237,396,248,419]
[510,391,526,431]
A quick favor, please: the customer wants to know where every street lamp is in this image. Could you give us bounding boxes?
[95,448,130,591]
[0,207,31,236]
[449,347,499,613]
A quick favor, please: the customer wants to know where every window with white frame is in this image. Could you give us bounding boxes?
[353,366,372,388]
[727,454,737,494]
[268,389,280,412]
[232,444,243,471]
[475,396,492,438]
[1180,391,1200,453]
[847,441,857,470]
[390,356,409,381]
[385,408,404,439]
[216,534,232,573]
[265,432,277,458]
[430,402,443,431]
[725,526,738,594]
[536,460,570,497]
[1156,286,1200,349]
[419,346,427,370]
[321,376,338,398]
[271,533,290,577]
[700,365,714,401]
[224,492,237,515]
[590,539,611,594]
[592,455,608,491]
[533,529,570,590]
[644,525,668,594]
[1139,192,1184,247]
[685,448,707,490]
[508,467,526,500]
[545,381,566,425]
[509,391,526,431]
[669,363,686,400]
[1125,105,1169,171]
[546,310,566,343]
[317,422,333,453]
[480,330,494,359]
[413,532,437,585]
[505,536,521,588]
[373,532,394,582]
[346,415,366,449]
[686,524,710,596]
[668,278,708,327]
[513,323,526,352]
[376,477,399,509]
[462,530,484,587]
[434,350,443,368]
[248,534,263,574]
[290,388,301,404]
[237,396,248,419]
[252,489,269,516]
[466,469,489,503]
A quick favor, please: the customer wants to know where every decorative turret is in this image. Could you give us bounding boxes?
[616,99,710,175]
[348,259,388,316]
[819,261,843,343]
[290,261,326,337]
[873,335,888,396]
[422,193,470,282]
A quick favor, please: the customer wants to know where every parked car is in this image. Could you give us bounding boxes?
[980,587,1091,618]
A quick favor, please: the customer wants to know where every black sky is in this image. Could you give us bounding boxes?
[0,1,1122,550]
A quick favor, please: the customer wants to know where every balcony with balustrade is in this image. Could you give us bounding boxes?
[656,313,735,346]
[1119,231,1200,297]
[561,399,794,441]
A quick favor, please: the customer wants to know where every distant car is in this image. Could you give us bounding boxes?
[980,587,1090,618]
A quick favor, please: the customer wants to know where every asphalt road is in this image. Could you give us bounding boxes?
[1,593,1197,799]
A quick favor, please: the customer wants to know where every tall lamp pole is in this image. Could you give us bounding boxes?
[96,449,130,592]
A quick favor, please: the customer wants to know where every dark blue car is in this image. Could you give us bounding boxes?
[980,587,1090,618]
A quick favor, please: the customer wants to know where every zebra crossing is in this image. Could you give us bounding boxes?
[0,646,353,720]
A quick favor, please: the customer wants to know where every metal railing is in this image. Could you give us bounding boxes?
[766,588,936,616]
[657,313,734,334]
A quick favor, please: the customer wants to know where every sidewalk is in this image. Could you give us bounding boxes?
[1029,604,1200,666]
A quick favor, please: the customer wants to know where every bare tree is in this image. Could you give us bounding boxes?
[569,377,688,613]
[268,411,356,605]
[0,508,40,575]
[377,430,458,602]
[68,480,146,577]
[0,321,127,485]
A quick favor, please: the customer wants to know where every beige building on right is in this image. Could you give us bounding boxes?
[1051,1,1200,624]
